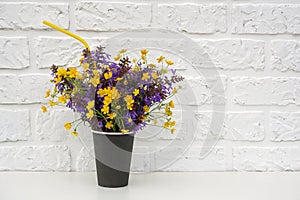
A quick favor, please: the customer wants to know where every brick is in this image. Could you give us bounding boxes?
[180,76,227,105]
[271,78,300,105]
[0,145,71,171]
[271,40,300,72]
[230,77,300,105]
[224,112,265,141]
[198,39,265,70]
[0,37,29,69]
[0,74,50,104]
[233,147,300,171]
[0,2,69,30]
[131,147,151,172]
[75,2,151,31]
[194,111,225,141]
[155,4,227,33]
[230,77,269,105]
[35,109,75,142]
[156,146,226,171]
[232,4,300,34]
[76,147,95,172]
[35,37,104,69]
[271,112,300,142]
[0,109,30,142]
[194,111,265,141]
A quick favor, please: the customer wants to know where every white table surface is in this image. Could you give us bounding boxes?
[0,172,299,200]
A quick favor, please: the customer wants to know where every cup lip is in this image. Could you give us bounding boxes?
[91,129,136,136]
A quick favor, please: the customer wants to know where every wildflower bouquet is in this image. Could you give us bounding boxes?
[42,46,184,135]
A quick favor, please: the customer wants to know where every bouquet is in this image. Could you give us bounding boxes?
[42,46,184,135]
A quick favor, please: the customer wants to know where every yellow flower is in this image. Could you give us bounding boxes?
[49,100,57,107]
[119,49,127,54]
[124,80,128,85]
[142,72,150,81]
[116,105,121,110]
[104,96,112,105]
[41,105,47,112]
[170,121,176,126]
[157,56,165,63]
[105,121,113,129]
[101,105,109,114]
[71,131,78,136]
[141,54,146,61]
[171,128,176,134]
[164,122,169,128]
[90,77,100,87]
[86,110,94,119]
[64,122,72,130]
[114,54,121,61]
[143,105,150,112]
[132,58,137,63]
[108,113,116,119]
[97,88,105,97]
[54,76,62,84]
[132,65,140,72]
[153,119,158,125]
[79,57,84,64]
[140,49,149,55]
[104,71,112,80]
[92,70,99,77]
[57,68,67,77]
[45,89,50,98]
[58,95,67,104]
[165,105,172,116]
[116,77,123,81]
[172,87,178,94]
[151,72,158,79]
[86,100,94,110]
[169,100,175,108]
[165,59,174,65]
[76,73,84,80]
[67,67,79,78]
[133,89,139,96]
[124,95,134,110]
[97,87,112,97]
[83,63,89,70]
[128,118,133,123]
[112,87,120,99]
[121,129,129,133]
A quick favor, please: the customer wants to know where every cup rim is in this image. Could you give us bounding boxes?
[91,129,136,135]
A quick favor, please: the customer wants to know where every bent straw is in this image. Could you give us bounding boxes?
[43,20,90,51]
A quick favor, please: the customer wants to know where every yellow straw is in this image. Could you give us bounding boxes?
[43,20,90,51]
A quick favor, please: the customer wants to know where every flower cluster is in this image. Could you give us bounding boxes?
[42,46,184,135]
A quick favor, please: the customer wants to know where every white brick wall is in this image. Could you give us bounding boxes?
[155,4,227,33]
[0,37,29,69]
[0,0,300,172]
[232,4,300,34]
[0,2,69,30]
